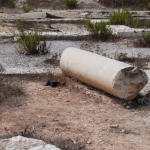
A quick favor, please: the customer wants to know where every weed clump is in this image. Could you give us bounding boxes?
[21,5,32,13]
[14,21,49,55]
[142,32,150,47]
[134,32,150,48]
[109,9,149,28]
[100,0,147,8]
[147,3,150,10]
[86,20,112,41]
[63,0,78,8]
[109,9,132,25]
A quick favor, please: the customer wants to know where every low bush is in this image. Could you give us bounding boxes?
[0,0,15,8]
[109,9,149,28]
[21,5,32,13]
[109,9,132,25]
[101,0,150,10]
[142,32,150,47]
[55,6,61,10]
[63,0,78,8]
[100,0,146,7]
[134,32,150,48]
[86,20,112,41]
[95,49,119,60]
[14,21,49,55]
[147,3,150,10]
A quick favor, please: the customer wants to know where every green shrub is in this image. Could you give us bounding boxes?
[109,9,132,25]
[96,49,119,60]
[101,0,145,7]
[0,0,15,8]
[142,32,150,47]
[15,21,48,55]
[55,6,61,10]
[109,9,147,28]
[145,0,150,3]
[63,0,78,8]
[21,5,32,13]
[147,3,150,10]
[132,18,142,28]
[86,20,112,41]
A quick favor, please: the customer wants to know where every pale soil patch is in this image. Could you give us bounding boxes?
[0,74,150,150]
[0,13,10,19]
[0,26,17,32]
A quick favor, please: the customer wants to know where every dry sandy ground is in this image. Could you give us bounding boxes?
[0,26,17,32]
[0,1,150,150]
[0,74,150,150]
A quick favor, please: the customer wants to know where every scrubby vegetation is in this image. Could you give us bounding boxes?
[109,9,132,25]
[109,9,150,28]
[142,32,150,47]
[14,21,49,55]
[0,0,15,8]
[26,0,66,9]
[21,5,32,13]
[100,0,148,8]
[86,21,112,41]
[63,0,78,8]
[147,3,150,10]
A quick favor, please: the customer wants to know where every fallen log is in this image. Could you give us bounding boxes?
[60,47,148,100]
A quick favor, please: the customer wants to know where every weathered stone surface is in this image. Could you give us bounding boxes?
[0,136,61,150]
[60,47,148,100]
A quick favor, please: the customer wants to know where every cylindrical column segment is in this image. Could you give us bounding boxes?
[60,47,148,100]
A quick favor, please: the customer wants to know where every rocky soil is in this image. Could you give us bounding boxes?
[0,74,150,150]
[0,0,150,150]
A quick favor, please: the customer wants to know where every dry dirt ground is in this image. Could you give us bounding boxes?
[0,1,150,150]
[0,74,150,150]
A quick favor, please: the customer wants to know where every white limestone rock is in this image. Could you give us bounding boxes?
[0,136,61,150]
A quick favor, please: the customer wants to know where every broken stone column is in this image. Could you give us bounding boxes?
[60,47,148,100]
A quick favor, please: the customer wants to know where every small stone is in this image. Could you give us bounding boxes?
[93,93,98,97]
[110,125,119,128]
[86,91,91,95]
[80,12,89,16]
[87,140,92,144]
[37,123,46,127]
[84,124,87,127]
[126,105,131,109]
[88,130,93,133]
[100,109,105,112]
[121,129,126,133]
[16,103,21,107]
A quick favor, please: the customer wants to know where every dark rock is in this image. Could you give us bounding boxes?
[46,12,62,18]
[44,80,66,87]
[124,93,150,109]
